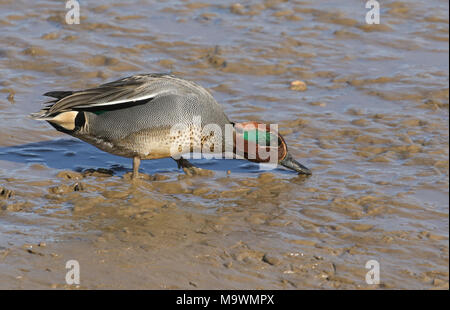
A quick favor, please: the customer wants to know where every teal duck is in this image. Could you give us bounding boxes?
[31,74,311,178]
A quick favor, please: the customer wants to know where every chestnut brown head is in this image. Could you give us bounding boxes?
[233,122,311,175]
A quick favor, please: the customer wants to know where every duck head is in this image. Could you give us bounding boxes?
[233,122,311,175]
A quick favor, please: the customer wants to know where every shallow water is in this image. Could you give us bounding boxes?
[0,0,448,289]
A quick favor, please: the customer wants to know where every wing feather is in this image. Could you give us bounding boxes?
[44,74,177,115]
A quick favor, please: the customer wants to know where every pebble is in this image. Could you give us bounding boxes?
[0,186,14,199]
[290,80,307,91]
[262,254,282,266]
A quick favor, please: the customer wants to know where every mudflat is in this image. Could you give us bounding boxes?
[0,0,448,289]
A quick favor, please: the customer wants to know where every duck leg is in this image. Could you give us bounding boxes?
[132,156,141,179]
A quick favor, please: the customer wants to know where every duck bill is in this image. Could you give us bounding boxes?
[280,152,312,175]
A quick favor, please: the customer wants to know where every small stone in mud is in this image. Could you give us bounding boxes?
[0,187,14,199]
[38,242,47,247]
[82,168,114,177]
[290,80,307,91]
[262,254,282,266]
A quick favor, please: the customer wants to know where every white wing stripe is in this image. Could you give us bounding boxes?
[74,90,170,108]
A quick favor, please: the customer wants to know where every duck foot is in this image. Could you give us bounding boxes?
[174,156,195,169]
[173,157,214,177]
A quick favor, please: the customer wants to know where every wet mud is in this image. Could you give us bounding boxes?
[0,0,448,289]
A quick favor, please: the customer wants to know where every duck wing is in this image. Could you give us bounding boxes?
[41,74,184,116]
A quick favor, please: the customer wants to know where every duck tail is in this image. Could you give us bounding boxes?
[29,109,51,120]
[30,93,62,119]
[29,101,55,119]
[43,91,74,99]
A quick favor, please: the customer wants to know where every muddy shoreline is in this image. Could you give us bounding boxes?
[1,0,448,289]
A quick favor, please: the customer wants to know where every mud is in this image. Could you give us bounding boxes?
[0,0,448,289]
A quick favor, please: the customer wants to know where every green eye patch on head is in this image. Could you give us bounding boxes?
[243,129,278,146]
